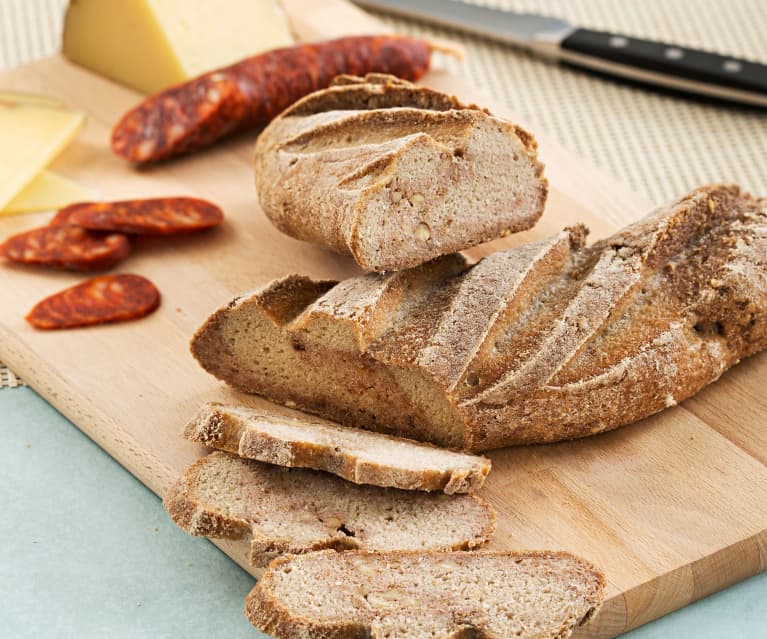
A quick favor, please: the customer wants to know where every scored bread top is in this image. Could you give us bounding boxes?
[183,402,491,493]
[163,451,496,568]
[246,549,606,639]
[192,185,767,450]
[285,73,480,116]
[254,73,547,272]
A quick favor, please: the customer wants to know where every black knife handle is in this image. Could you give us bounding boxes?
[560,28,767,104]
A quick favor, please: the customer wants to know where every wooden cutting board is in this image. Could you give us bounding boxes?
[1,6,766,638]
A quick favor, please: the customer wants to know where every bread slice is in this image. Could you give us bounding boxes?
[164,451,495,568]
[184,402,491,493]
[192,184,767,451]
[254,73,547,272]
[245,549,606,639]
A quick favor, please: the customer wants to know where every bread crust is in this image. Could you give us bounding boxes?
[244,550,606,639]
[254,74,547,272]
[183,402,491,493]
[162,458,250,538]
[193,185,767,451]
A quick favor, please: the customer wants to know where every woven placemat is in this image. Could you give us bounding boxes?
[1,0,765,386]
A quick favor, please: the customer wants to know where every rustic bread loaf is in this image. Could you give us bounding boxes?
[193,184,767,451]
[163,451,495,568]
[245,549,606,639]
[254,73,547,272]
[184,402,491,493]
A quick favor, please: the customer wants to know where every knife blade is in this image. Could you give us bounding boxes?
[353,0,767,108]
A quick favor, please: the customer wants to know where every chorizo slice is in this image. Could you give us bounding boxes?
[111,35,432,163]
[55,197,224,235]
[26,273,161,329]
[1,225,131,271]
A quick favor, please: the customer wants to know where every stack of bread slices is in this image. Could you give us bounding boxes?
[166,402,606,638]
[167,74,767,639]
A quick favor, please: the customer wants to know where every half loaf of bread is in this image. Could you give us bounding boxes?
[245,549,605,639]
[184,402,490,493]
[254,73,547,271]
[193,185,767,451]
[164,451,495,568]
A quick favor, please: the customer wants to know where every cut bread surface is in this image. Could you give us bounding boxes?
[163,451,496,567]
[193,185,767,451]
[254,73,547,271]
[246,549,606,639]
[184,402,491,493]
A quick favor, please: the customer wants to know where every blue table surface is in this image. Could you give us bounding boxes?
[2,386,765,638]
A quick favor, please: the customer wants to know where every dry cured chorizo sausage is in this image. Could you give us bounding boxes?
[26,273,161,329]
[54,198,224,235]
[1,225,131,271]
[111,35,432,163]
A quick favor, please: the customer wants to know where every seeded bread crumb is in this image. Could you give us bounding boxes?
[164,451,496,568]
[246,549,606,639]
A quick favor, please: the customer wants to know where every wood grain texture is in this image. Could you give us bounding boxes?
[0,20,765,639]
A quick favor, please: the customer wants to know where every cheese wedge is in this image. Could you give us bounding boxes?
[62,0,295,95]
[0,92,85,210]
[3,170,93,215]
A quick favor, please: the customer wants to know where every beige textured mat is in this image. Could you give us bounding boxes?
[0,366,23,388]
[1,0,765,386]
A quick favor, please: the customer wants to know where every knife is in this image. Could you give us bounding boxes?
[353,0,767,108]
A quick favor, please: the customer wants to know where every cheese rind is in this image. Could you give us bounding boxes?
[62,0,295,95]
[3,171,94,215]
[0,93,85,210]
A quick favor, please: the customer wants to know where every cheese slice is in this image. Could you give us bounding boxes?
[62,0,295,95]
[3,170,93,215]
[0,91,68,109]
[0,92,85,210]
